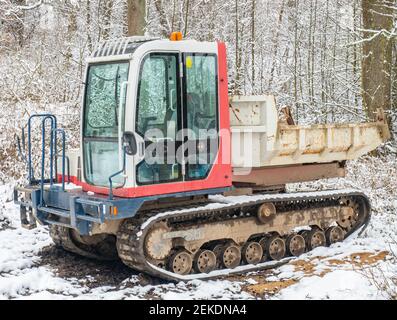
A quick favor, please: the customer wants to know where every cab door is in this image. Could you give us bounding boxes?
[134,51,219,188]
[135,52,182,185]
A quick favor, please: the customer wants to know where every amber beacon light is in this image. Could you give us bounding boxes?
[170,31,183,41]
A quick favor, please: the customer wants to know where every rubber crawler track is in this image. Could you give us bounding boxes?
[116,189,371,281]
[49,225,117,260]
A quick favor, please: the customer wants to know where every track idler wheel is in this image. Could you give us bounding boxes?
[144,223,172,261]
[325,226,345,245]
[194,249,217,273]
[265,235,286,261]
[257,203,276,223]
[305,228,326,250]
[242,242,263,265]
[220,244,241,269]
[286,234,306,257]
[168,250,193,275]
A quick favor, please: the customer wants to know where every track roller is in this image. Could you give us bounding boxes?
[168,250,193,275]
[325,226,345,245]
[286,234,306,256]
[194,249,217,273]
[258,237,269,261]
[212,244,225,268]
[298,230,309,239]
[265,235,286,261]
[242,241,263,265]
[305,228,326,250]
[219,244,241,269]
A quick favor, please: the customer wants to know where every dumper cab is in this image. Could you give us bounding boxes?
[14,37,233,234]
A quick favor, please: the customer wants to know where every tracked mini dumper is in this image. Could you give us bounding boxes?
[14,35,390,281]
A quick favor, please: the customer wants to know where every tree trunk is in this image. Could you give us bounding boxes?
[127,0,146,36]
[86,0,92,52]
[171,0,177,32]
[13,0,26,47]
[353,0,359,109]
[183,0,190,37]
[250,0,255,92]
[153,0,169,37]
[268,0,285,91]
[361,0,393,123]
[293,0,299,122]
[391,37,397,138]
[101,0,113,40]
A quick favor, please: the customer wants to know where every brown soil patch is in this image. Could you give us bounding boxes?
[289,259,331,276]
[245,279,297,296]
[290,259,316,274]
[326,251,388,267]
[350,251,389,265]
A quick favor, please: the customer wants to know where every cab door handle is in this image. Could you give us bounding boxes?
[139,141,145,158]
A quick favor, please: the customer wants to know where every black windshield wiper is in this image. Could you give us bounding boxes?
[114,65,120,126]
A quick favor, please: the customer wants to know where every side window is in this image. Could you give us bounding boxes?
[84,62,129,138]
[184,54,219,180]
[185,54,218,135]
[136,56,166,135]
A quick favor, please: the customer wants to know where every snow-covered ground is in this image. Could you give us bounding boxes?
[0,156,396,300]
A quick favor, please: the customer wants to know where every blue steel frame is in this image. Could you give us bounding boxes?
[15,186,229,235]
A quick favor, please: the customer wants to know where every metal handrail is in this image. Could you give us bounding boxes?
[108,146,127,200]
[27,114,57,185]
[55,154,71,185]
[52,128,66,191]
[39,116,56,206]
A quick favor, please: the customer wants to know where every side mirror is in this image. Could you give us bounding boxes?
[122,131,137,156]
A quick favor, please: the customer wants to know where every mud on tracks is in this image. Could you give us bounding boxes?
[37,245,166,289]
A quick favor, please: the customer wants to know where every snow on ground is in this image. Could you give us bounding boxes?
[0,156,396,300]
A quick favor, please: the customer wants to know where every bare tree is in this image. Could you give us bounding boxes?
[127,0,146,36]
[183,0,190,37]
[101,0,113,40]
[0,0,43,47]
[361,0,394,124]
[250,0,255,88]
[233,0,241,94]
[152,0,169,37]
[268,0,285,91]
[86,0,92,51]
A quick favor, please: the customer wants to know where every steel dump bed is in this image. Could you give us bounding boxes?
[230,95,390,169]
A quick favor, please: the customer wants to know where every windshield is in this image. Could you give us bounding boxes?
[83,61,129,187]
[84,62,129,138]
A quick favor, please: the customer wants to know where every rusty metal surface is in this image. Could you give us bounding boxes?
[232,162,346,186]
